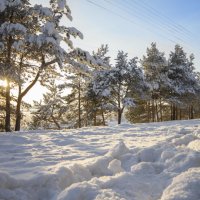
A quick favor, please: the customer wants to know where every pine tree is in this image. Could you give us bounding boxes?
[93,51,147,124]
[0,0,95,131]
[167,45,199,120]
[142,43,169,122]
[0,0,31,131]
[31,80,67,129]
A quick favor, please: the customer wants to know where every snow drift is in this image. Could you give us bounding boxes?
[0,120,200,199]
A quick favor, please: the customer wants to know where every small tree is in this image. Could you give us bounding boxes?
[32,80,67,129]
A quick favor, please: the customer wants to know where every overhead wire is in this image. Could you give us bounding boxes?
[86,0,177,44]
[85,0,200,56]
[124,0,196,43]
[103,0,200,55]
[103,0,186,43]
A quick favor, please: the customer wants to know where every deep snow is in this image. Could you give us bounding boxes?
[0,120,200,200]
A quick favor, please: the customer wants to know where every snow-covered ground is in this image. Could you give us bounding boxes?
[0,120,200,200]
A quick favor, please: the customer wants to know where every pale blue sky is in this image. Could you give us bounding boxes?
[30,0,200,68]
[67,0,200,68]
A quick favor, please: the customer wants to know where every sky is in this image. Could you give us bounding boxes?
[26,0,200,103]
[68,0,200,66]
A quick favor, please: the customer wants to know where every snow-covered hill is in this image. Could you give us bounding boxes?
[0,120,200,200]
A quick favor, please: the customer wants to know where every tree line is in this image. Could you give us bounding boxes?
[0,1,200,131]
[31,43,200,129]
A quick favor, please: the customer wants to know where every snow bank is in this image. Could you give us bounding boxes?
[0,120,200,200]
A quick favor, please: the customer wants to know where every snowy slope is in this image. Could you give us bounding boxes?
[0,120,200,200]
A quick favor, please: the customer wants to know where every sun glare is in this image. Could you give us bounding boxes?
[0,80,8,88]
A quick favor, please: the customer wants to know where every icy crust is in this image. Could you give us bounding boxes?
[0,128,200,200]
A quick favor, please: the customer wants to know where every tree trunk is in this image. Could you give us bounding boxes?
[85,100,89,127]
[78,81,81,128]
[155,100,159,122]
[179,108,182,120]
[101,107,105,126]
[172,104,176,120]
[5,36,12,132]
[152,99,155,122]
[191,105,194,119]
[117,84,122,124]
[170,103,173,120]
[51,115,60,129]
[15,84,22,131]
[175,106,178,120]
[15,96,22,131]
[147,101,150,122]
[118,110,122,124]
[5,80,11,132]
[93,110,97,126]
[159,98,163,122]
[188,106,191,119]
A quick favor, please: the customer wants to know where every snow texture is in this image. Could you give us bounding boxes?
[0,120,200,199]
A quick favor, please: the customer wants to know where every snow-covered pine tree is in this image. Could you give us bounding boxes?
[93,51,147,124]
[141,42,169,122]
[0,0,104,131]
[62,72,88,128]
[168,45,200,120]
[14,0,86,131]
[85,79,110,126]
[32,80,67,129]
[83,45,111,126]
[60,44,111,128]
[0,0,31,131]
[92,44,111,69]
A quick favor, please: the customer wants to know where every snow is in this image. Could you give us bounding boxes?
[161,168,200,200]
[0,120,200,199]
[0,0,6,12]
[57,0,66,10]
[0,22,27,36]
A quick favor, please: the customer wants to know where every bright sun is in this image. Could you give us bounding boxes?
[0,80,8,88]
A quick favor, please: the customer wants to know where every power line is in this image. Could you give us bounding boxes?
[104,0,198,51]
[85,0,200,56]
[124,0,195,42]
[103,0,186,43]
[85,0,177,44]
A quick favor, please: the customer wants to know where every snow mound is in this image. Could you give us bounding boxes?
[87,156,112,177]
[131,162,163,174]
[165,152,200,173]
[108,159,124,174]
[160,149,175,161]
[161,168,200,200]
[137,147,161,162]
[95,189,126,200]
[107,141,130,159]
[172,134,197,146]
[187,139,200,151]
[70,164,92,182]
[57,182,98,200]
[88,141,129,177]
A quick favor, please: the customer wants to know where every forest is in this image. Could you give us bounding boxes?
[0,0,200,132]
